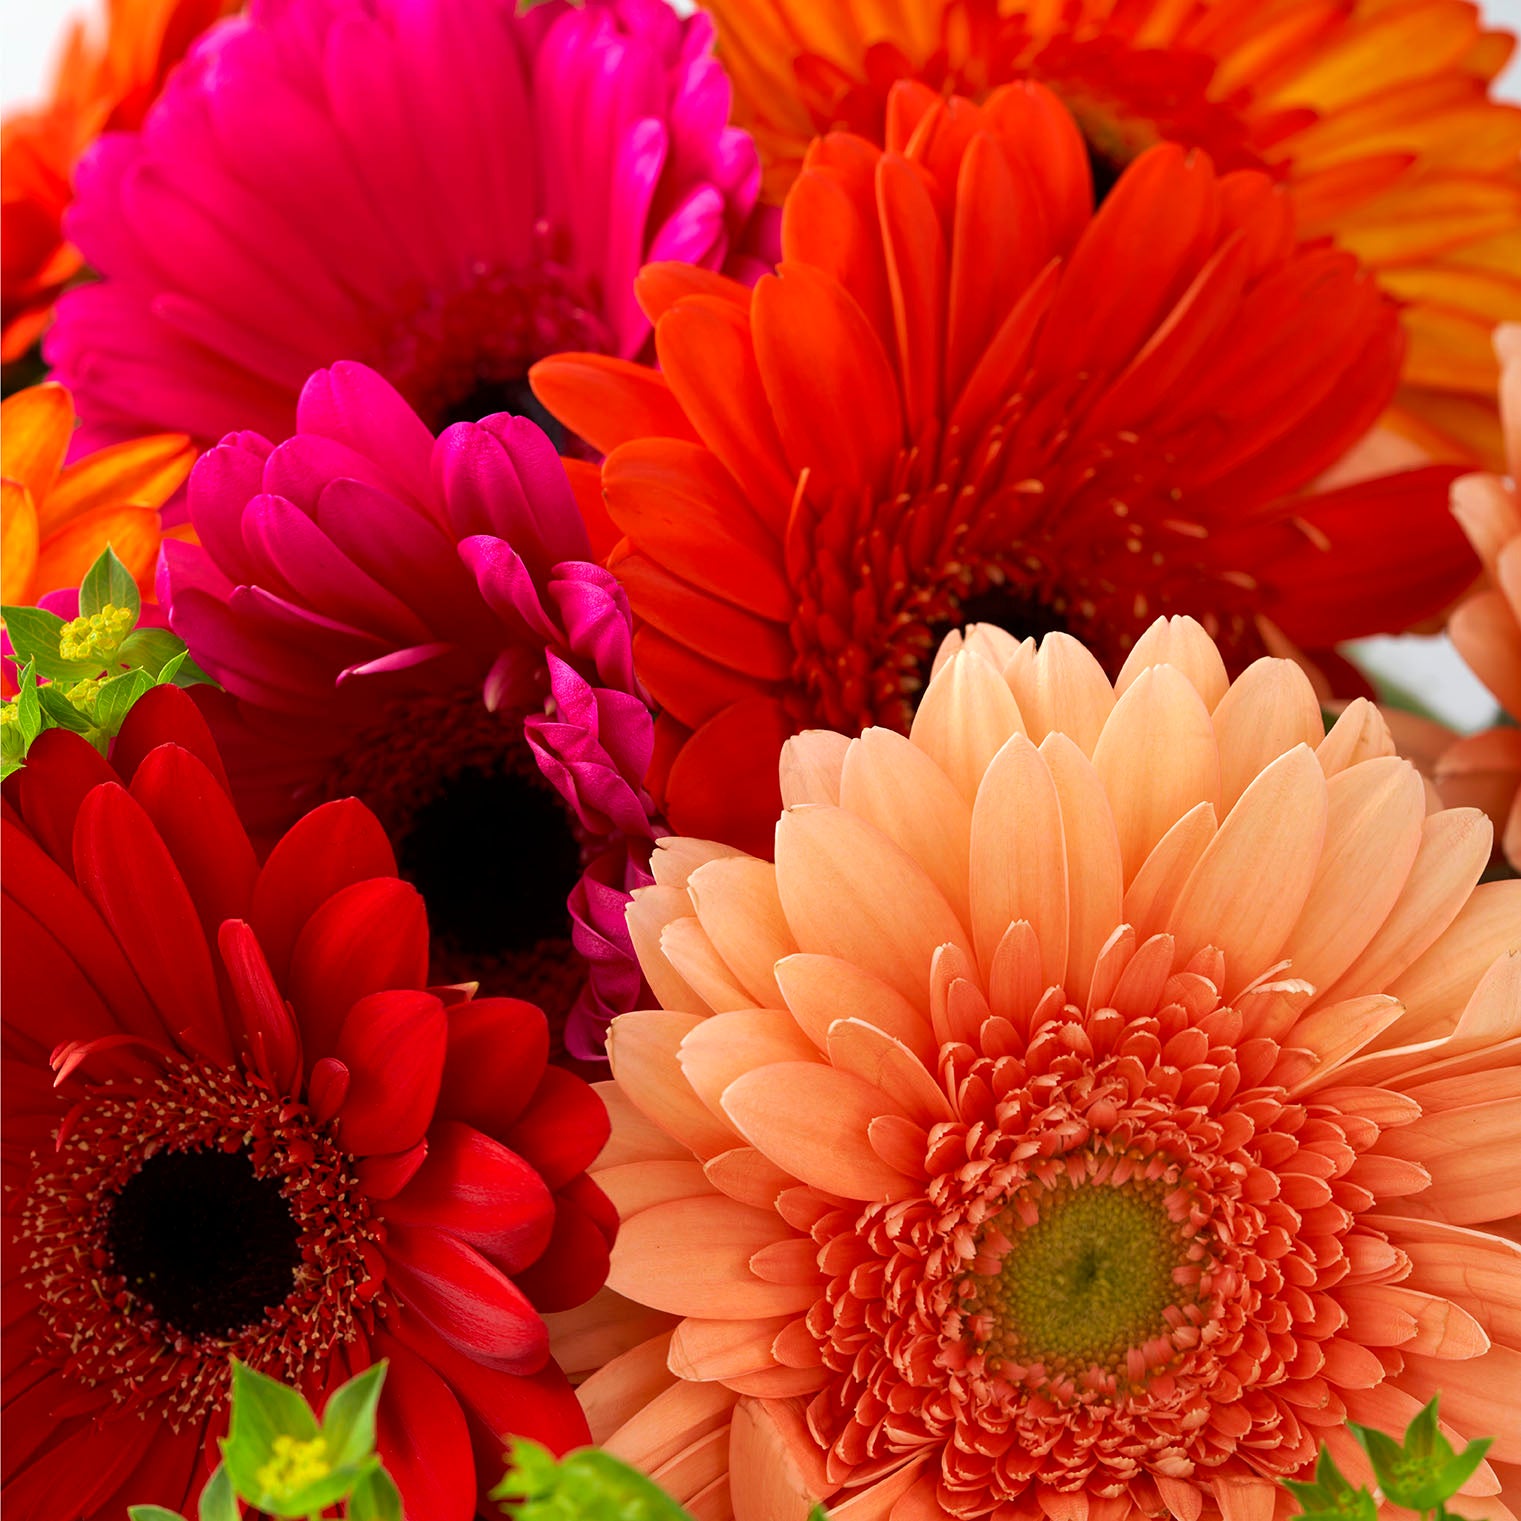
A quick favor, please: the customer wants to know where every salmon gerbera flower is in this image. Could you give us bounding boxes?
[46,0,771,463]
[564,615,1521,1521]
[1,381,192,608]
[699,0,1521,467]
[1,686,612,1521]
[532,82,1477,856]
[1438,324,1521,872]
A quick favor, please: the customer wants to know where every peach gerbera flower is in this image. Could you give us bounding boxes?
[0,382,192,606]
[560,615,1521,1521]
[1439,324,1521,872]
[701,0,1521,468]
[0,0,235,362]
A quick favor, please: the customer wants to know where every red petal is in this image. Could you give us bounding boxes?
[383,1121,554,1274]
[1,1404,156,1521]
[502,1066,610,1191]
[510,1188,613,1313]
[250,798,398,985]
[664,696,792,859]
[356,1139,428,1201]
[559,1171,618,1248]
[436,997,548,1136]
[72,784,230,1063]
[217,920,301,1091]
[383,1223,549,1373]
[369,1336,476,1521]
[130,745,258,945]
[287,876,428,1057]
[15,729,116,871]
[111,684,232,797]
[333,990,446,1156]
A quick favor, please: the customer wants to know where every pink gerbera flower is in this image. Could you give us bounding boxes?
[48,0,770,460]
[162,362,659,1059]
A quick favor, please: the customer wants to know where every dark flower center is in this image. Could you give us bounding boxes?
[1083,137,1126,207]
[106,1149,302,1340]
[953,583,1072,647]
[433,374,568,449]
[396,764,584,962]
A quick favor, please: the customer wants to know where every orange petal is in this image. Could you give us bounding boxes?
[31,504,164,599]
[603,1372,743,1473]
[779,729,851,808]
[597,1159,714,1219]
[1122,802,1218,943]
[529,353,700,455]
[0,480,39,604]
[661,917,756,1014]
[729,1396,831,1521]
[825,1019,952,1125]
[0,381,74,501]
[628,885,714,1016]
[42,430,193,533]
[543,1287,677,1381]
[580,1330,683,1442]
[667,1316,794,1382]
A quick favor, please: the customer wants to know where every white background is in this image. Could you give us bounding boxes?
[3,0,1518,730]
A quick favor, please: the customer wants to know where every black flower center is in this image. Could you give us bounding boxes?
[956,584,1073,646]
[396,764,584,962]
[105,1149,301,1340]
[434,374,568,449]
[1083,137,1126,207]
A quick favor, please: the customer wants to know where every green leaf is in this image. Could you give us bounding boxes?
[118,626,188,677]
[220,1360,320,1503]
[1282,1446,1377,1521]
[349,1465,403,1521]
[36,681,97,734]
[92,667,156,739]
[14,663,42,747]
[197,1465,239,1521]
[1350,1398,1493,1513]
[1,605,97,682]
[319,1360,387,1468]
[78,543,141,625]
[491,1439,702,1518]
[128,1509,190,1521]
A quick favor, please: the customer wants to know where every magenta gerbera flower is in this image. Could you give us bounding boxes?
[48,0,770,454]
[162,361,659,1059]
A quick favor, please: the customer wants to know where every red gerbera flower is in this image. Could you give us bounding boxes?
[533,80,1477,856]
[1,687,612,1521]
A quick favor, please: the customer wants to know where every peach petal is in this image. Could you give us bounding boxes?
[1377,1097,1521,1224]
[662,916,760,1013]
[1337,1283,1490,1358]
[1317,699,1397,778]
[723,1364,829,1396]
[649,1429,731,1508]
[1169,745,1328,996]
[1212,1476,1277,1521]
[1122,801,1217,941]
[1093,664,1221,884]
[629,885,714,1015]
[543,1288,677,1381]
[826,1019,953,1125]
[749,1238,825,1284]
[824,1459,930,1519]
[1210,657,1324,812]
[679,1008,824,1121]
[1041,731,1124,994]
[780,729,853,808]
[991,918,1046,1025]
[1451,587,1521,715]
[1005,632,1114,757]
[1115,616,1229,710]
[970,733,1069,989]
[689,857,796,1006]
[704,1147,801,1210]
[1453,469,1521,569]
[771,1318,823,1369]
[840,726,973,925]
[1404,1064,1521,1112]
[1442,949,1521,1058]
[1286,995,1406,1092]
[1384,880,1521,1044]
[1379,1218,1521,1345]
[652,836,747,890]
[594,1079,694,1167]
[1319,807,1493,1005]
[774,952,935,1063]
[730,1395,833,1521]
[1107,933,1177,1020]
[687,1474,733,1519]
[910,647,1025,802]
[1399,1345,1521,1461]
[1154,1477,1205,1521]
[722,1062,911,1201]
[597,1159,715,1218]
[1086,924,1137,1014]
[603,1373,743,1473]
[580,1330,683,1443]
[936,624,1027,673]
[668,1315,794,1381]
[869,1114,930,1179]
[609,1010,740,1160]
[1283,757,1425,993]
[774,805,971,1013]
[608,1195,815,1316]
[887,1475,952,1519]
[930,941,990,1047]
[1038,1492,1091,1521]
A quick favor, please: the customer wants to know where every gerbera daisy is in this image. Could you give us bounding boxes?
[699,0,1521,467]
[161,361,658,1059]
[1,381,192,607]
[45,0,771,465]
[562,614,1521,1521]
[532,82,1477,856]
[1,684,612,1521]
[0,0,235,365]
[1439,323,1521,872]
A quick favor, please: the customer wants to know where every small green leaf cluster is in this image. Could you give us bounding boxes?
[491,1440,830,1521]
[1284,1396,1492,1521]
[128,1361,400,1521]
[1,544,212,780]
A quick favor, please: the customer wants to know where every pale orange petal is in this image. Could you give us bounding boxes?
[1122,801,1218,943]
[729,1396,831,1521]
[824,1019,952,1126]
[704,1146,798,1209]
[1317,698,1397,778]
[679,1008,823,1119]
[668,1316,794,1382]
[597,1159,715,1218]
[910,647,1024,802]
[1377,1098,1521,1224]
[1398,1345,1521,1461]
[661,917,758,1013]
[1003,631,1114,757]
[580,1330,684,1443]
[1210,657,1324,812]
[774,952,934,1063]
[629,885,716,1015]
[652,836,748,890]
[543,1288,677,1381]
[688,857,795,1007]
[1114,616,1228,710]
[603,1371,745,1472]
[594,1079,695,1168]
[780,729,852,808]
[608,1010,741,1160]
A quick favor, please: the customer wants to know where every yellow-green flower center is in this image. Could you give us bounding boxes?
[976,1178,1188,1376]
[59,604,134,664]
[256,1433,332,1499]
[64,677,103,713]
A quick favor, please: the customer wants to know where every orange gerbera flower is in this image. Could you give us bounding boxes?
[558,614,1521,1521]
[534,82,1476,856]
[0,382,192,606]
[1438,323,1521,870]
[0,0,235,363]
[699,0,1521,468]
